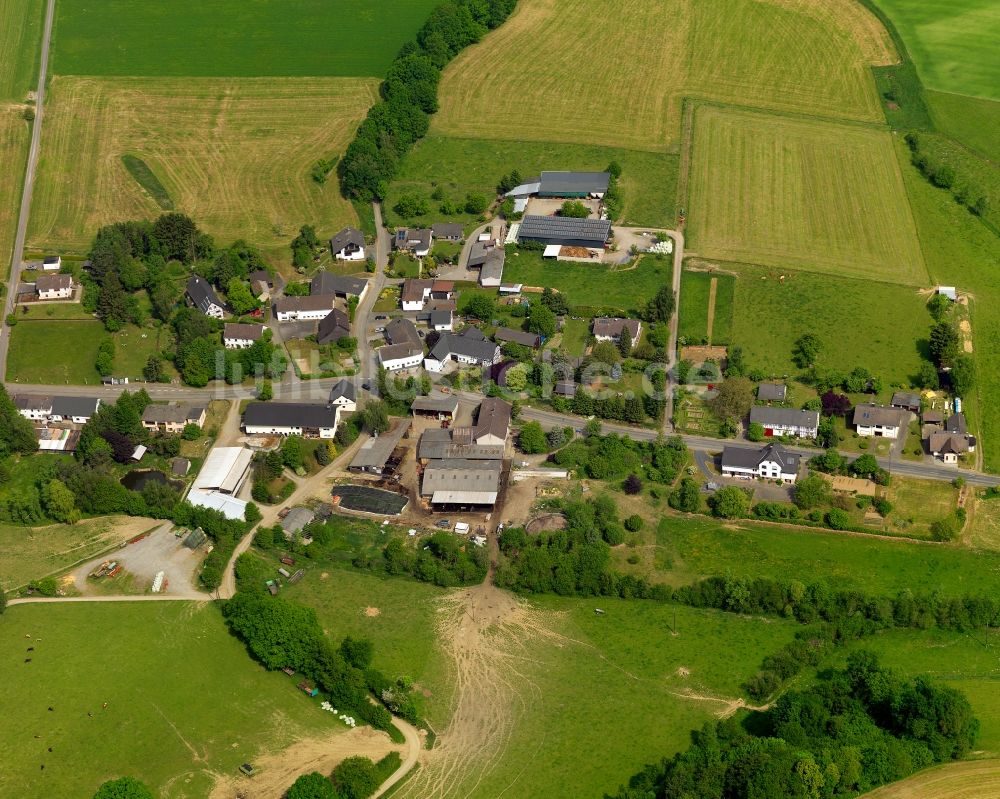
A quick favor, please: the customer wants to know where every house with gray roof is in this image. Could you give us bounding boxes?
[316,308,351,345]
[377,342,424,371]
[329,379,357,412]
[224,323,265,349]
[749,406,819,439]
[49,396,102,424]
[721,443,800,483]
[424,328,500,373]
[537,171,610,198]
[328,227,366,261]
[431,223,464,241]
[243,402,340,438]
[349,419,411,473]
[517,215,611,248]
[853,404,908,439]
[411,395,460,420]
[474,397,511,446]
[756,383,787,403]
[185,275,226,319]
[890,391,922,412]
[274,294,337,321]
[592,317,641,343]
[385,318,421,347]
[394,228,432,257]
[311,271,368,301]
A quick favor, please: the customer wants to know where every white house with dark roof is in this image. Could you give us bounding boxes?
[424,328,501,373]
[377,343,423,372]
[474,397,512,446]
[431,223,464,241]
[749,406,819,439]
[328,227,366,261]
[721,442,800,482]
[14,394,54,421]
[42,255,62,271]
[273,294,337,322]
[186,275,226,319]
[223,323,265,349]
[328,379,357,413]
[592,317,642,343]
[316,308,351,345]
[756,383,787,403]
[243,402,340,438]
[49,396,102,425]
[400,279,433,312]
[853,404,908,439]
[393,228,432,257]
[310,271,368,302]
[35,273,74,300]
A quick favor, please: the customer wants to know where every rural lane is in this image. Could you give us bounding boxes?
[0,0,57,380]
[356,202,391,389]
[371,717,422,798]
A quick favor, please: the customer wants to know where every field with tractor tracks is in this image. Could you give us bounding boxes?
[26,76,377,260]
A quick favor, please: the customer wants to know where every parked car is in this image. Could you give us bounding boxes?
[435,519,451,529]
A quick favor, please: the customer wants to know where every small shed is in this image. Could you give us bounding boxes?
[171,457,191,476]
[936,286,957,301]
[543,245,561,259]
[183,527,208,549]
[131,444,147,461]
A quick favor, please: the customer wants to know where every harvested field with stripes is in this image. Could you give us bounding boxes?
[431,0,894,151]
[686,105,927,283]
[860,760,1000,798]
[26,76,378,261]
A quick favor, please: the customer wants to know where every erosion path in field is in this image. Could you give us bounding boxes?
[859,759,1000,798]
[391,577,560,799]
[0,0,56,380]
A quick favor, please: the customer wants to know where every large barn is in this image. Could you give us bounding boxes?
[517,215,611,248]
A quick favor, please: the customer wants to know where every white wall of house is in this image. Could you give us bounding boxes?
[275,308,330,322]
[18,408,51,421]
[37,286,72,300]
[224,337,256,349]
[432,320,453,332]
[401,299,425,312]
[722,462,797,482]
[765,423,817,438]
[204,303,225,319]
[424,357,447,373]
[330,397,357,412]
[380,353,423,371]
[857,424,899,439]
[245,423,336,439]
[334,246,365,261]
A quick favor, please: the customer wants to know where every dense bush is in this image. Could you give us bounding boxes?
[551,432,687,483]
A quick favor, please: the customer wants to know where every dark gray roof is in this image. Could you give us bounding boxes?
[756,383,787,402]
[35,273,72,292]
[186,275,223,313]
[554,381,577,396]
[480,249,505,282]
[539,171,610,195]
[429,330,499,364]
[51,396,100,417]
[394,228,432,250]
[328,227,365,254]
[412,396,460,415]
[243,402,339,428]
[378,342,423,363]
[311,271,367,296]
[224,322,265,341]
[317,309,351,344]
[749,406,819,429]
[14,394,52,411]
[853,404,907,428]
[274,294,337,314]
[468,240,494,268]
[385,318,421,346]
[430,310,452,327]
[494,327,540,348]
[592,317,640,340]
[431,223,464,240]
[518,215,611,245]
[421,458,502,496]
[330,379,356,402]
[891,391,921,410]
[475,397,511,442]
[945,412,967,435]
[350,420,411,469]
[722,442,800,472]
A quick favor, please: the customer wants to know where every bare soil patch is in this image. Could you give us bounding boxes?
[525,513,567,534]
[680,344,728,364]
[364,606,382,617]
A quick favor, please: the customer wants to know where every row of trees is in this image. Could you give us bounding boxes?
[612,653,977,799]
[339,0,517,200]
[285,754,401,799]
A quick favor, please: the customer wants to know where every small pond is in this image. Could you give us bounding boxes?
[332,485,408,514]
[120,469,185,493]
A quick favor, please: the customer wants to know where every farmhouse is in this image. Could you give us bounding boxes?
[518,215,611,248]
[394,228,432,257]
[34,273,74,300]
[42,255,61,271]
[141,403,206,434]
[506,171,610,200]
[186,275,226,319]
[756,383,787,403]
[424,328,501,373]
[349,419,411,474]
[243,402,340,438]
[328,227,366,261]
[273,294,337,321]
[721,442,800,482]
[432,223,463,241]
[316,309,351,345]
[311,272,368,302]
[749,406,819,439]
[853,404,908,439]
[328,379,357,412]
[49,396,101,425]
[400,279,433,311]
[592,317,642,343]
[474,396,512,446]
[890,391,922,413]
[494,327,541,349]
[421,458,503,508]
[13,394,54,421]
[378,343,423,372]
[412,395,459,420]
[223,323,265,349]
[385,318,422,347]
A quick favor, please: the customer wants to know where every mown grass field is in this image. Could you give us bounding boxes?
[649,515,1000,595]
[969,495,1000,551]
[885,477,961,538]
[726,262,930,384]
[928,91,1000,163]
[385,135,679,229]
[27,76,377,262]
[677,269,734,345]
[686,105,927,283]
[872,0,1000,100]
[431,0,892,151]
[894,137,1000,472]
[503,252,671,313]
[53,0,440,78]
[0,602,343,799]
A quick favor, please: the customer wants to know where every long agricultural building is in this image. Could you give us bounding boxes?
[517,215,611,248]
[243,402,341,438]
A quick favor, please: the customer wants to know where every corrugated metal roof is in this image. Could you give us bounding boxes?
[349,420,411,469]
[518,215,611,244]
[194,446,254,494]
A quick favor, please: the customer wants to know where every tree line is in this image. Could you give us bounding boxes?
[611,652,977,799]
[339,0,518,201]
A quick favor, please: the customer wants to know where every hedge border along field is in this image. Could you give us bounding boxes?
[685,104,928,285]
[51,0,442,79]
[26,76,378,261]
[869,0,1000,102]
[429,0,894,152]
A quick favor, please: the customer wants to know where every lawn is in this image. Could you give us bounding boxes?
[391,254,422,279]
[649,515,1000,595]
[872,0,1000,100]
[894,138,1000,471]
[430,0,891,151]
[969,495,1000,551]
[677,269,734,346]
[52,0,440,78]
[15,302,94,321]
[27,76,377,263]
[558,317,591,357]
[0,602,346,798]
[686,105,927,284]
[927,91,1000,163]
[726,261,932,385]
[503,252,671,314]
[385,135,678,229]
[885,476,960,537]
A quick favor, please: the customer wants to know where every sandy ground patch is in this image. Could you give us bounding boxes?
[365,606,381,617]
[209,727,400,799]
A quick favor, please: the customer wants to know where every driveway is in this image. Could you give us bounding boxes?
[694,450,795,503]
